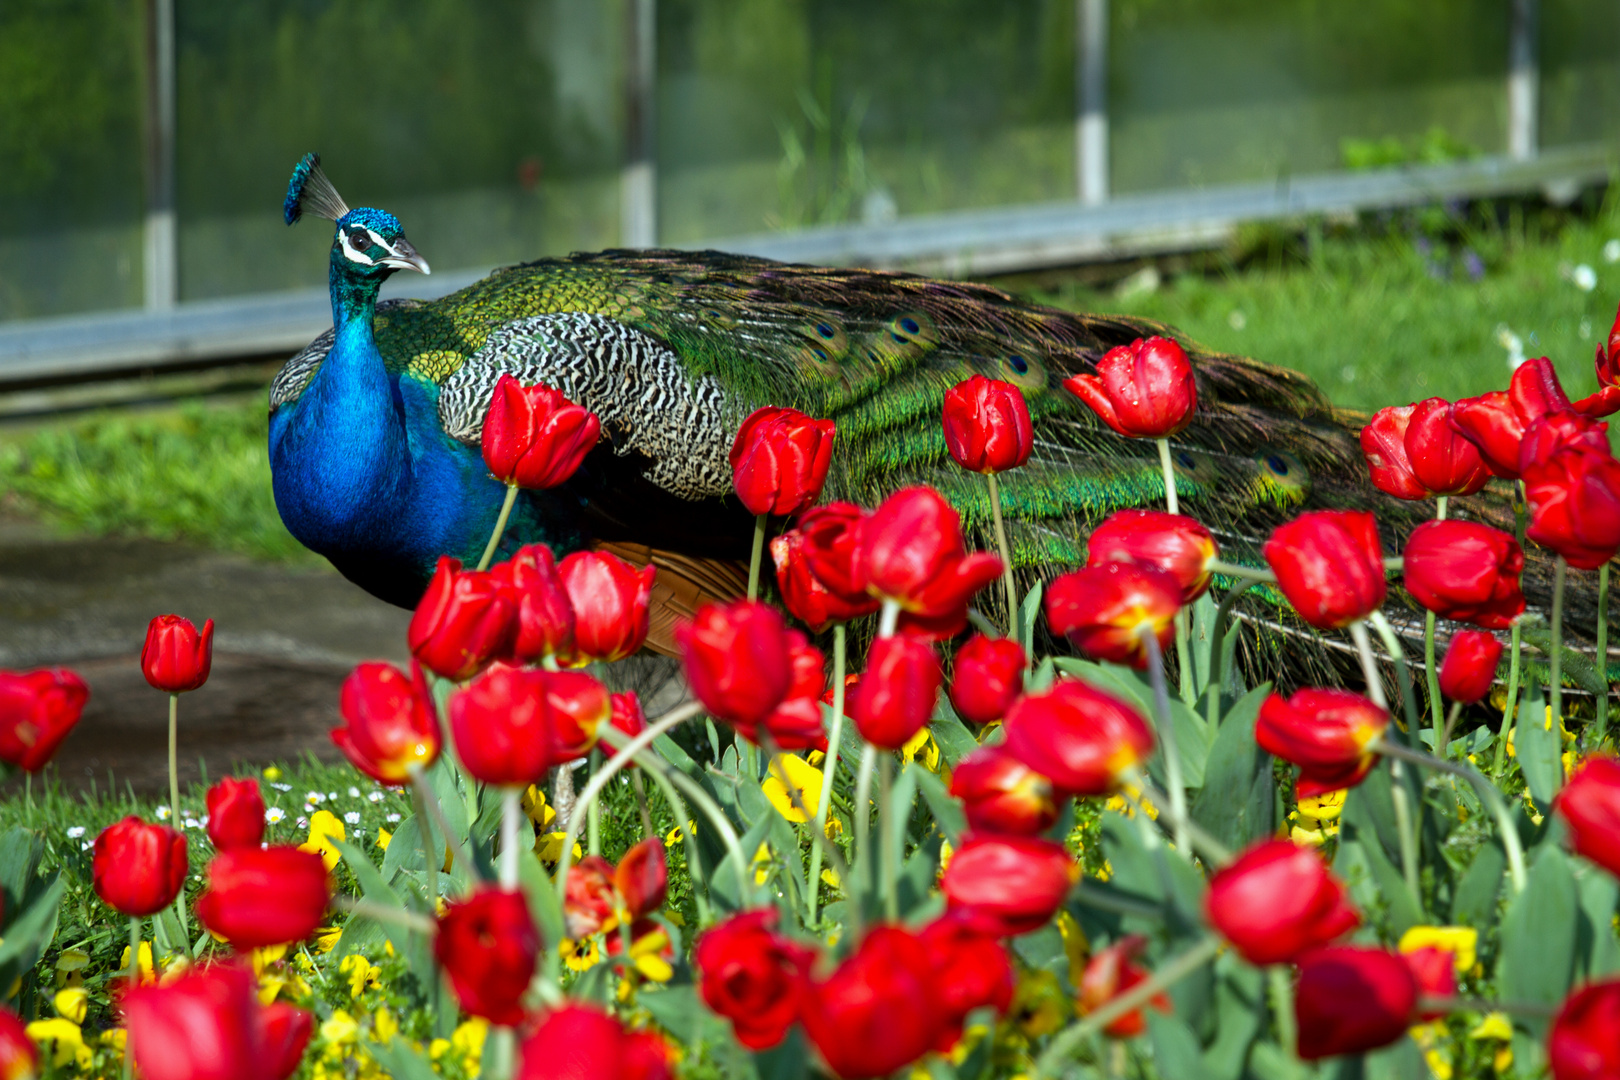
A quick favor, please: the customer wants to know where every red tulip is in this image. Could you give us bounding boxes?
[481,375,600,489]
[748,632,830,752]
[611,691,646,741]
[1002,679,1155,796]
[1063,336,1197,439]
[1586,302,1620,418]
[1405,398,1492,496]
[1046,562,1181,669]
[950,744,1059,835]
[142,615,214,693]
[1256,688,1388,797]
[1079,935,1172,1038]
[920,913,1015,1044]
[1520,410,1611,474]
[1294,947,1419,1060]
[694,908,815,1051]
[1401,519,1525,629]
[949,634,1027,726]
[1450,390,1526,479]
[770,527,878,630]
[728,406,836,517]
[1555,756,1620,878]
[1086,509,1218,603]
[1403,947,1458,1019]
[940,833,1077,936]
[563,857,618,938]
[557,551,656,664]
[856,487,1003,617]
[332,661,440,785]
[0,1008,36,1080]
[942,375,1034,474]
[92,817,188,917]
[124,963,313,1080]
[1439,630,1504,705]
[1524,442,1620,570]
[800,925,948,1080]
[435,887,540,1025]
[205,777,265,852]
[196,846,330,949]
[0,667,88,772]
[676,601,794,731]
[615,838,668,920]
[1549,978,1620,1080]
[1360,404,1426,500]
[407,557,517,681]
[491,543,575,663]
[1264,510,1387,630]
[847,634,941,751]
[538,669,612,763]
[1205,839,1360,965]
[450,666,604,787]
[516,1003,671,1080]
[797,502,880,611]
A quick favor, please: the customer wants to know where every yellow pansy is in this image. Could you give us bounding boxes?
[263,766,283,781]
[1289,825,1328,847]
[1407,1021,1452,1080]
[522,786,557,829]
[119,941,156,984]
[563,937,602,972]
[823,816,844,840]
[26,1017,91,1069]
[248,943,288,976]
[615,926,675,997]
[54,948,89,989]
[534,831,582,865]
[752,843,774,886]
[664,821,696,846]
[1010,970,1067,1038]
[763,754,823,823]
[300,810,346,872]
[340,954,382,997]
[1055,910,1087,987]
[314,928,343,954]
[53,988,87,1025]
[452,1017,488,1075]
[1104,782,1157,820]
[1296,789,1347,822]
[820,867,842,892]
[374,1008,399,1043]
[320,1009,359,1047]
[1470,1012,1513,1043]
[1398,926,1478,972]
[377,827,392,851]
[902,728,941,772]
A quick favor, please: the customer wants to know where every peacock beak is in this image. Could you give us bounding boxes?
[380,236,430,275]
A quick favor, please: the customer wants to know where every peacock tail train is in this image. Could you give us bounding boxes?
[269,247,1609,692]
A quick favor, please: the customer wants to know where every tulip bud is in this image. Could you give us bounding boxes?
[1450,390,1525,479]
[1524,442,1620,570]
[1512,356,1575,423]
[0,667,88,772]
[92,817,188,917]
[615,838,668,921]
[799,502,880,610]
[611,691,646,741]
[1405,398,1492,496]
[753,633,830,753]
[492,543,575,664]
[1205,839,1360,965]
[557,551,656,664]
[694,908,815,1051]
[848,635,942,751]
[800,926,948,1080]
[332,661,441,785]
[142,615,214,693]
[1554,756,1620,878]
[856,487,1003,617]
[481,375,601,489]
[125,964,314,1080]
[770,527,878,630]
[920,913,1015,1045]
[516,1003,672,1080]
[435,887,541,1025]
[449,665,558,788]
[564,857,617,939]
[1401,520,1525,629]
[205,777,266,852]
[537,669,610,763]
[940,834,1077,937]
[0,1008,36,1080]
[677,601,794,731]
[1086,509,1218,603]
[942,375,1034,474]
[1256,688,1387,797]
[728,406,836,517]
[1550,979,1620,1080]
[949,745,1058,835]
[1079,935,1171,1038]
[1294,947,1419,1060]
[1263,510,1387,630]
[1360,404,1426,500]
[949,634,1026,726]
[1402,947,1457,1019]
[196,846,331,949]
[1519,410,1611,474]
[1063,336,1197,439]
[408,557,517,681]
[1002,679,1154,796]
[1438,630,1503,705]
[1046,562,1181,669]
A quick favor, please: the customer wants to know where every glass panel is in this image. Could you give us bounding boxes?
[1109,0,1512,194]
[0,0,144,320]
[1540,0,1620,148]
[174,0,624,303]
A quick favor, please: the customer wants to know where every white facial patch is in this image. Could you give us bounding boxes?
[338,227,386,266]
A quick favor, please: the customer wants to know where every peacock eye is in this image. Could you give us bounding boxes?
[347,228,370,248]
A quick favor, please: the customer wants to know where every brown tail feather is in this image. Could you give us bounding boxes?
[593,541,749,658]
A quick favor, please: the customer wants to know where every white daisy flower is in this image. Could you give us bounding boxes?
[265,807,286,824]
[65,827,85,839]
[386,813,401,823]
[368,792,384,803]
[155,806,171,820]
[348,787,361,798]
[344,812,361,825]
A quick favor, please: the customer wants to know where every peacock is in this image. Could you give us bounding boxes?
[268,154,1603,690]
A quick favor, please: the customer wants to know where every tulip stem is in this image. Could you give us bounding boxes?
[477,483,520,572]
[1156,437,1178,515]
[807,624,847,925]
[1351,619,1421,903]
[1424,609,1444,745]
[878,599,900,639]
[499,787,522,889]
[1206,560,1275,583]
[166,693,191,954]
[1435,495,1449,521]
[587,750,602,856]
[747,513,767,603]
[1140,633,1189,855]
[879,754,898,921]
[1597,563,1611,746]
[1267,965,1298,1060]
[1374,739,1527,894]
[409,775,440,913]
[1440,701,1463,758]
[985,473,1018,637]
[852,742,878,937]
[1493,621,1523,781]
[1035,935,1222,1079]
[1551,555,1567,736]
[125,915,139,1080]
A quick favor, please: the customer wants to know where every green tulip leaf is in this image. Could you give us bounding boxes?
[1498,845,1577,1034]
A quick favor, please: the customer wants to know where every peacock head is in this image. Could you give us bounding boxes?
[283,153,430,280]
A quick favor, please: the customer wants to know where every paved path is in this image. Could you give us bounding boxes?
[0,516,411,797]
